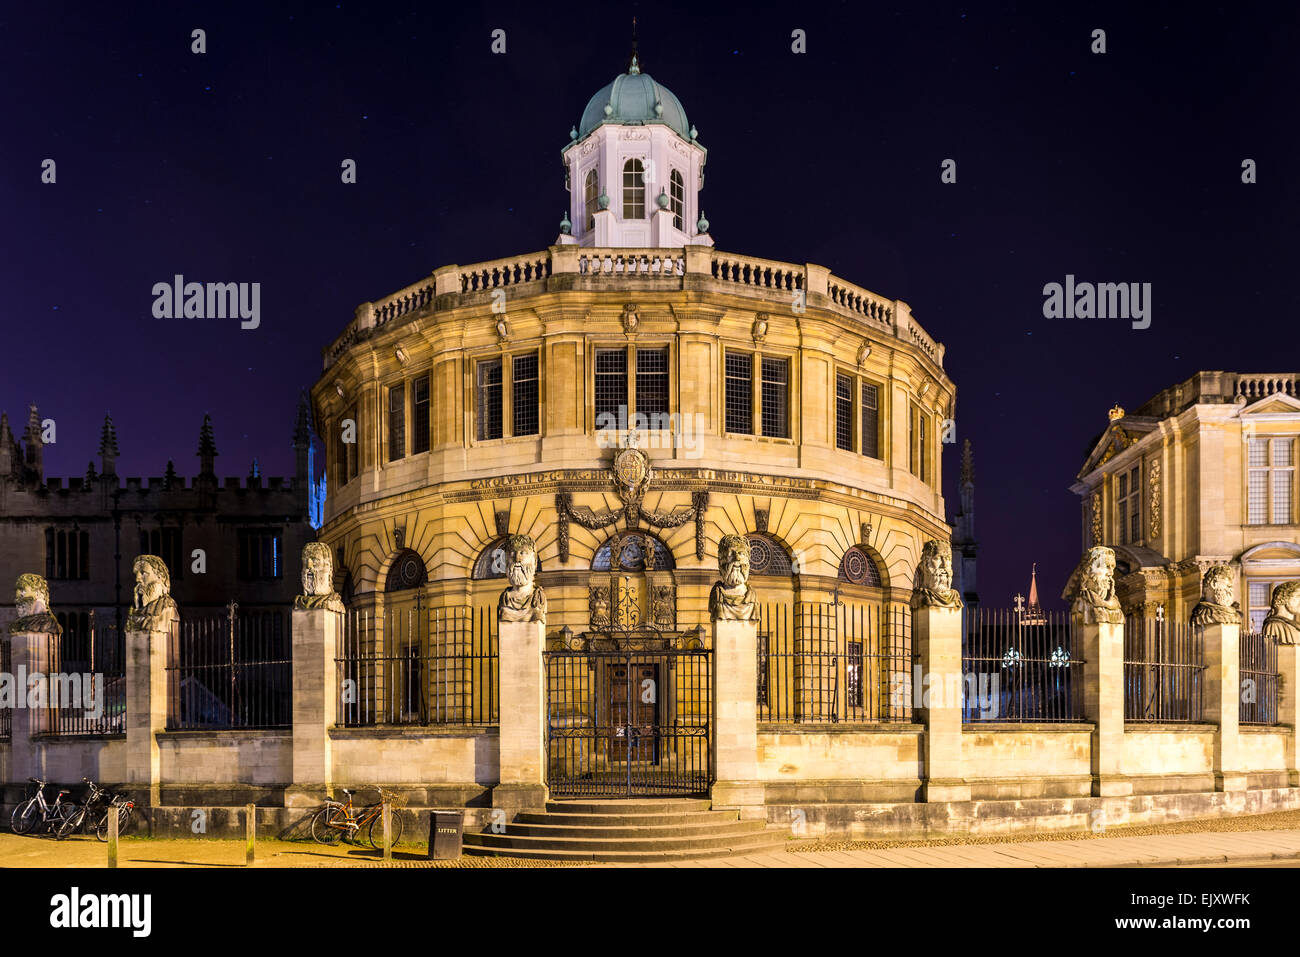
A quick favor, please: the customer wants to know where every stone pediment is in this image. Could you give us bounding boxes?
[1079,417,1159,477]
[1238,392,1300,417]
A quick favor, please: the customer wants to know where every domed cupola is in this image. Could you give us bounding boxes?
[558,53,711,250]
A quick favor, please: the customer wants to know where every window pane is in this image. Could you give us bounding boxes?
[1273,469,1293,524]
[584,170,599,230]
[512,352,539,437]
[1273,438,1294,467]
[725,352,753,434]
[1248,470,1268,524]
[622,159,645,220]
[595,349,628,429]
[348,406,359,479]
[477,359,503,441]
[636,348,669,420]
[861,382,879,458]
[411,375,430,454]
[1118,501,1127,543]
[1249,439,1268,467]
[761,357,788,438]
[1119,473,1128,498]
[670,169,684,231]
[835,374,853,451]
[388,382,405,461]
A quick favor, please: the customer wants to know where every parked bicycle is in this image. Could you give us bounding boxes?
[93,792,136,843]
[10,778,79,838]
[53,778,136,841]
[310,787,406,848]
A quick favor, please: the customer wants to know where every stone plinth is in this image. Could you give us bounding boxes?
[125,623,172,807]
[1078,618,1131,796]
[914,604,970,802]
[286,607,342,807]
[7,627,59,781]
[493,620,548,817]
[1202,622,1247,792]
[711,618,764,817]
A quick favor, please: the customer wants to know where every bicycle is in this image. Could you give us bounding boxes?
[54,778,135,841]
[310,787,407,848]
[93,793,136,843]
[11,779,79,838]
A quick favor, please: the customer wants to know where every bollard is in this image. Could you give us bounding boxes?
[245,803,256,866]
[107,806,119,869]
[382,801,392,861]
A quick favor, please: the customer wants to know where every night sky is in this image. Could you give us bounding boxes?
[2,1,1296,607]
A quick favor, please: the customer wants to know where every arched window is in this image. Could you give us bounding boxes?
[472,538,545,579]
[622,159,645,220]
[385,548,428,592]
[584,169,599,230]
[592,532,674,571]
[838,545,883,587]
[669,169,684,230]
[745,533,793,576]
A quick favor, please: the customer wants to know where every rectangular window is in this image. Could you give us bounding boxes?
[387,382,405,462]
[139,528,182,581]
[846,641,864,709]
[46,529,90,581]
[836,375,854,451]
[594,349,627,430]
[512,351,539,437]
[861,382,880,459]
[636,348,669,421]
[725,351,753,434]
[1117,466,1141,543]
[347,406,359,479]
[909,403,929,481]
[1130,466,1141,541]
[411,375,430,454]
[756,634,769,708]
[334,415,348,486]
[237,528,282,580]
[1250,438,1294,525]
[476,358,503,441]
[760,357,789,439]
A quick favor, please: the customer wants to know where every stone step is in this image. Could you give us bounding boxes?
[516,809,740,827]
[464,827,784,855]
[504,819,770,839]
[544,798,713,815]
[464,835,789,863]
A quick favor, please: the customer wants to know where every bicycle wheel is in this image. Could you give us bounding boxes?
[367,806,404,849]
[93,811,110,843]
[311,806,345,845]
[55,806,86,841]
[11,798,39,835]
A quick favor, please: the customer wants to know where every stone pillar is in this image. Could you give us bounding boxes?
[287,606,342,807]
[1078,617,1131,796]
[1278,643,1300,787]
[7,627,58,781]
[493,620,548,818]
[125,623,171,808]
[1202,622,1247,791]
[711,618,764,817]
[915,603,969,802]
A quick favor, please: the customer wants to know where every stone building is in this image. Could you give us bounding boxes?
[1070,371,1300,627]
[0,399,317,638]
[312,53,956,645]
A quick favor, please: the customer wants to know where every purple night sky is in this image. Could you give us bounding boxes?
[2,0,1296,606]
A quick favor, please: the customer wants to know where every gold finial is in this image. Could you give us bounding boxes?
[1108,404,1125,422]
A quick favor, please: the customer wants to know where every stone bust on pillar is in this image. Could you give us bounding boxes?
[1263,581,1300,645]
[1063,545,1125,625]
[909,540,963,610]
[709,534,756,622]
[126,554,178,632]
[294,542,345,613]
[497,534,547,624]
[9,573,61,635]
[1190,564,1242,626]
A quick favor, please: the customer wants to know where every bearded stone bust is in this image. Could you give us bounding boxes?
[1190,564,1242,626]
[497,534,547,624]
[1263,581,1300,645]
[709,534,756,622]
[9,573,62,635]
[1063,546,1125,625]
[909,540,963,611]
[295,542,345,613]
[126,554,178,631]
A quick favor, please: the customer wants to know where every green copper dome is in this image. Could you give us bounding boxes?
[577,57,691,140]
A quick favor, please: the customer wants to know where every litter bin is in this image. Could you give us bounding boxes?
[428,809,464,859]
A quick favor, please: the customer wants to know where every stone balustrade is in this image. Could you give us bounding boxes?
[1236,373,1300,400]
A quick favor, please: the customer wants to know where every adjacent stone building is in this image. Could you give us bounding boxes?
[1070,371,1300,628]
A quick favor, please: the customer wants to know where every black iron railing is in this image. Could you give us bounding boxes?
[1240,630,1279,725]
[545,647,711,797]
[167,603,292,730]
[44,610,126,735]
[336,605,497,727]
[0,637,10,739]
[963,608,1084,722]
[1124,616,1205,722]
[757,601,912,724]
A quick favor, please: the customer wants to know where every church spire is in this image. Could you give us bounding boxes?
[1023,563,1046,625]
[197,413,218,476]
[628,16,640,73]
[98,412,120,476]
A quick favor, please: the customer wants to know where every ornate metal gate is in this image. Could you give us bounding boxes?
[544,636,712,798]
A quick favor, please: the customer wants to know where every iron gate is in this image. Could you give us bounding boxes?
[544,647,712,797]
